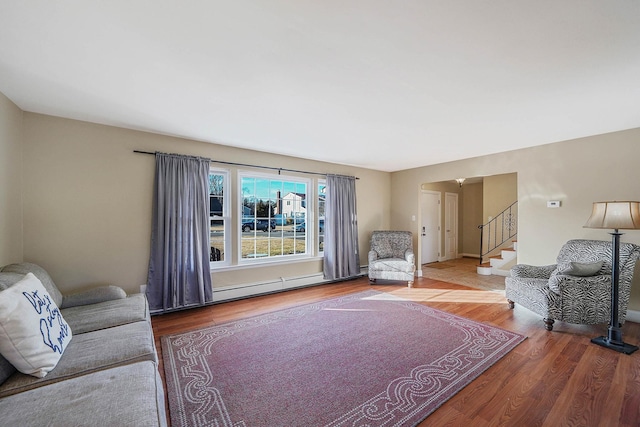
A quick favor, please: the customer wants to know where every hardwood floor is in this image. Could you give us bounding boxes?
[151,274,640,426]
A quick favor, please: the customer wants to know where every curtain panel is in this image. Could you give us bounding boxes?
[323,175,360,280]
[146,153,213,312]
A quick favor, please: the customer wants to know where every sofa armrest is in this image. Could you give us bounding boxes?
[368,250,379,264]
[510,264,557,279]
[61,285,127,309]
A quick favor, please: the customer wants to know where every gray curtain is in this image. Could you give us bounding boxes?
[146,153,213,312]
[323,175,360,280]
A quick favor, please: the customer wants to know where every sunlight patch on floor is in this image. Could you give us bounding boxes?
[388,287,506,304]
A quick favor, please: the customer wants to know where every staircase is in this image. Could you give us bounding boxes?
[477,240,517,276]
[476,200,517,276]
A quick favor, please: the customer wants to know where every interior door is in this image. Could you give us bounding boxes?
[421,190,440,264]
[444,192,458,260]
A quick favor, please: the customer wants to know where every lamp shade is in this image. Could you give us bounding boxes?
[584,201,640,230]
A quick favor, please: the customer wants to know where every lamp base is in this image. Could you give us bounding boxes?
[591,336,639,354]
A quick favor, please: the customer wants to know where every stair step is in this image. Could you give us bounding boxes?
[477,263,493,275]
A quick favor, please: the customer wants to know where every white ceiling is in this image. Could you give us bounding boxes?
[1,1,639,172]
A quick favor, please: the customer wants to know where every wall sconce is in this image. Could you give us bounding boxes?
[455,178,466,187]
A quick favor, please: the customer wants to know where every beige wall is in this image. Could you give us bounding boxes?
[21,113,390,295]
[461,181,483,256]
[482,173,517,223]
[391,129,640,311]
[0,92,23,266]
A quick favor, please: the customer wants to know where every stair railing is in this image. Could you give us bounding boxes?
[478,201,518,265]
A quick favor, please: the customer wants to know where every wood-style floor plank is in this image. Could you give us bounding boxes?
[151,275,640,427]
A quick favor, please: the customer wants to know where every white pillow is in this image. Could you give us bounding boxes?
[0,272,73,378]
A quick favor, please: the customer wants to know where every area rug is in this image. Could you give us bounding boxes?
[161,290,525,427]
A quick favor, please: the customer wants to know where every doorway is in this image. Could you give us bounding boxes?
[444,192,459,260]
[420,190,440,264]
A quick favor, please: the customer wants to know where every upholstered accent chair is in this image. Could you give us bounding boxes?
[505,239,640,331]
[368,231,416,287]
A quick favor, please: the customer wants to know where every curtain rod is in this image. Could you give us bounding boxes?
[133,150,359,179]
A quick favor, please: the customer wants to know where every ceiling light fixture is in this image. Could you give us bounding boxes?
[455,178,466,187]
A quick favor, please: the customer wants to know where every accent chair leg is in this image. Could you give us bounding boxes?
[408,280,413,288]
[507,299,515,309]
[543,318,555,331]
[369,278,376,285]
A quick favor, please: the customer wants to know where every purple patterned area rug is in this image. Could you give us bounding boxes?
[161,290,526,427]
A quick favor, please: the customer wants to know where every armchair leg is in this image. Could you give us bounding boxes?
[408,280,413,288]
[544,318,555,331]
[507,299,515,309]
[369,278,376,285]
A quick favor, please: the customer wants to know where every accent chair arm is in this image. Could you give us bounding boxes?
[510,264,557,279]
[368,250,379,264]
[404,249,415,265]
[548,273,609,295]
[61,285,127,309]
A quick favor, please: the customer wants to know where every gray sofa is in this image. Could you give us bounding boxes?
[0,262,167,426]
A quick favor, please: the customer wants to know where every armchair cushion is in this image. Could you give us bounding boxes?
[556,261,603,277]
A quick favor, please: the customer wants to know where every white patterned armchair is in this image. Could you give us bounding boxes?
[505,239,640,331]
[368,231,416,287]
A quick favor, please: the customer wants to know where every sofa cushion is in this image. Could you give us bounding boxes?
[0,263,63,307]
[0,354,15,386]
[0,320,157,397]
[0,361,167,427]
[61,293,149,334]
[0,273,73,378]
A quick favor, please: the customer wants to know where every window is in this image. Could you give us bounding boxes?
[318,180,326,254]
[239,173,310,261]
[209,169,230,267]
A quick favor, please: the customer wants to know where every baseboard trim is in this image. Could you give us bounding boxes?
[627,309,640,323]
[460,253,480,259]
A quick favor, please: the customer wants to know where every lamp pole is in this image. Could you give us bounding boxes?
[590,229,638,354]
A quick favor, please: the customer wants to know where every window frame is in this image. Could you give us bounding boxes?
[317,179,326,255]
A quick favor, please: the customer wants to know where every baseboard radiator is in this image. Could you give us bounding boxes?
[211,266,367,303]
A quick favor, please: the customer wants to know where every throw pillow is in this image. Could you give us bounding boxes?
[0,273,73,378]
[557,260,604,277]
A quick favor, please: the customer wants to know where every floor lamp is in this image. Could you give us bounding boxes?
[584,201,640,354]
